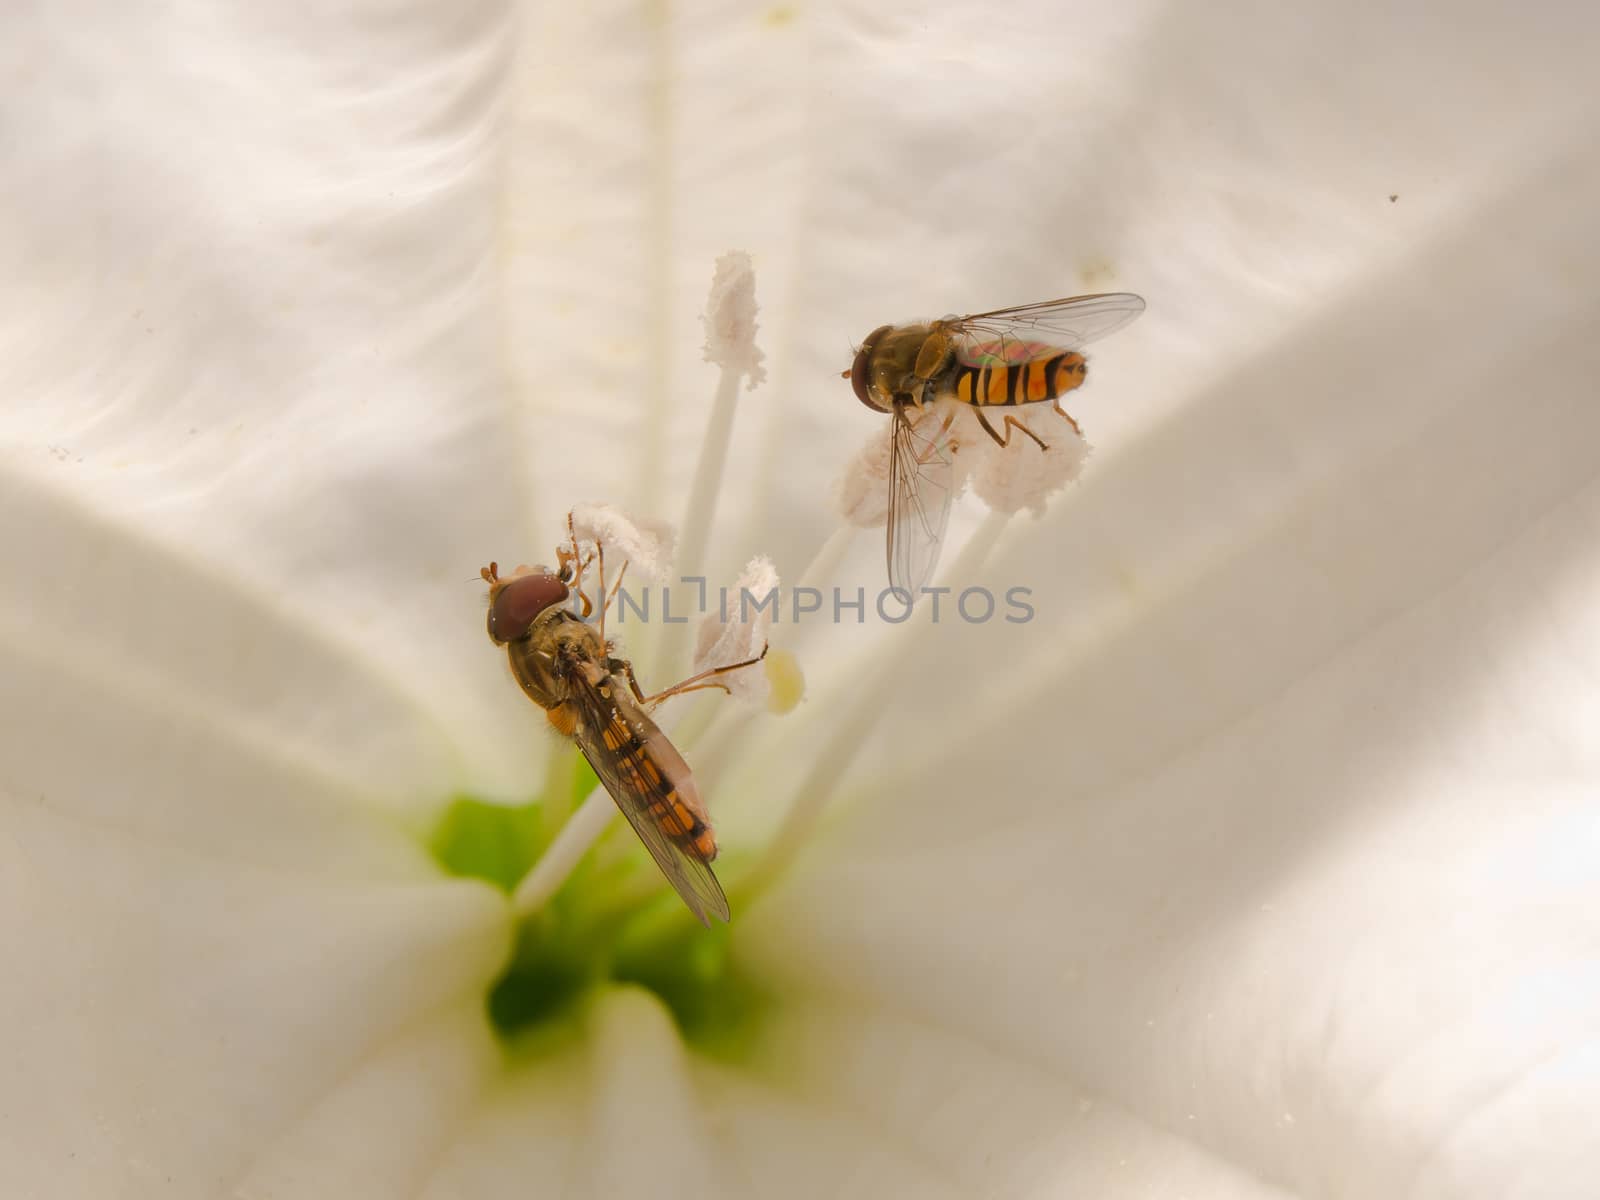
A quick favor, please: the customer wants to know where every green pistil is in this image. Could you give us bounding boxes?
[429,751,769,1057]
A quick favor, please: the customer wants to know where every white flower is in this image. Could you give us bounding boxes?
[4,2,1600,1198]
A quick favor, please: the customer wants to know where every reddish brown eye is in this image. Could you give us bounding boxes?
[850,326,893,411]
[488,573,569,643]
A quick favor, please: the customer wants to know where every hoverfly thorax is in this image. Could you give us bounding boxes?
[481,563,570,644]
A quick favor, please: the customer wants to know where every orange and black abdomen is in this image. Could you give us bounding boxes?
[600,712,719,861]
[644,770,718,861]
[951,351,1088,407]
[663,808,717,860]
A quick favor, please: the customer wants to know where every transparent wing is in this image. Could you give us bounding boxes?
[568,669,730,926]
[947,292,1145,364]
[886,404,956,599]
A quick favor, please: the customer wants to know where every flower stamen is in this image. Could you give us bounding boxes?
[511,783,618,918]
[654,252,766,676]
[738,509,1012,896]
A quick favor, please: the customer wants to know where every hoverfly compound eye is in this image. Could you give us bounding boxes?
[487,572,569,643]
[850,325,894,411]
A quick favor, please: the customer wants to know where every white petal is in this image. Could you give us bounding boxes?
[579,988,722,1199]
[420,1038,590,1199]
[733,8,1600,1179]
[744,145,1600,1191]
[233,1001,500,1200]
[715,998,1295,1198]
[426,989,747,1200]
[0,799,507,1197]
[0,474,480,822]
[0,0,541,795]
[693,1064,973,1200]
[503,1,810,554]
[2,3,523,1194]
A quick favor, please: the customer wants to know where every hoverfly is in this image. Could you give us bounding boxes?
[844,292,1145,595]
[481,520,765,925]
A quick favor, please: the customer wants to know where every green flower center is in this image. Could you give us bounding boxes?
[429,752,769,1059]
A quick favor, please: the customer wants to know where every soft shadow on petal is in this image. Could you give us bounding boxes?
[419,1040,589,1199]
[232,999,500,1200]
[0,473,471,823]
[0,808,508,1198]
[581,987,722,1200]
[718,995,1296,1199]
[423,987,728,1200]
[0,0,543,793]
[740,140,1600,1193]
[694,1066,970,1200]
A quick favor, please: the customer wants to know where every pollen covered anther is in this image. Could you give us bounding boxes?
[831,398,976,528]
[694,555,780,705]
[568,502,675,582]
[701,250,766,389]
[832,422,894,528]
[967,409,1092,516]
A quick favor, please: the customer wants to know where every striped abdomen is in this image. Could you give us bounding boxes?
[594,698,718,861]
[642,767,718,861]
[949,345,1087,408]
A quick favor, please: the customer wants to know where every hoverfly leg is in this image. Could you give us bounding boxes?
[565,510,582,572]
[595,541,608,643]
[614,657,652,705]
[603,560,629,621]
[563,554,598,618]
[1007,415,1050,451]
[559,510,596,612]
[619,643,770,709]
[975,408,1049,452]
[973,408,1004,447]
[565,551,596,617]
[584,541,632,645]
[1051,399,1083,437]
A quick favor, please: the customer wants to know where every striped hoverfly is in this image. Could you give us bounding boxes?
[844,292,1145,595]
[481,519,765,926]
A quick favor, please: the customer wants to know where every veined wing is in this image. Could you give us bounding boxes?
[948,292,1145,364]
[567,663,730,926]
[886,403,956,600]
